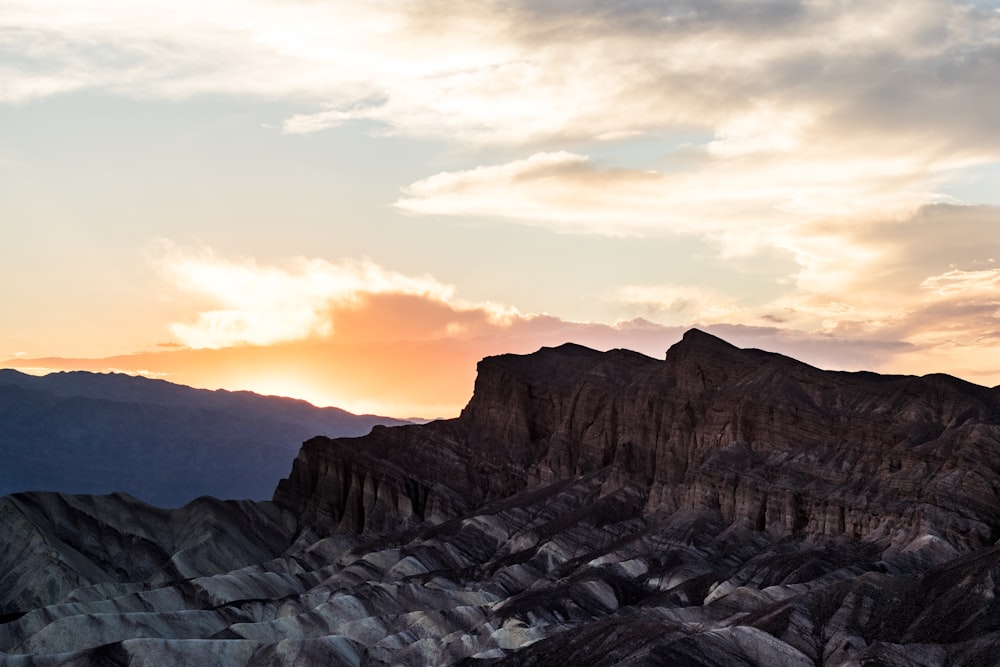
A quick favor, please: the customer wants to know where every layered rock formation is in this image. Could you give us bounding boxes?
[277,330,1000,552]
[4,330,1000,665]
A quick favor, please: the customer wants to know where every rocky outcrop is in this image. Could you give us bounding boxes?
[276,329,1000,552]
[6,329,1000,665]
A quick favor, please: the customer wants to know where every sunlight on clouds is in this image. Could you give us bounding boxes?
[604,203,1000,384]
[396,150,937,247]
[920,268,1000,295]
[282,108,354,135]
[157,243,458,349]
[768,216,1000,377]
[156,243,526,352]
[7,0,1000,234]
[776,225,888,296]
[4,0,997,149]
[707,106,811,158]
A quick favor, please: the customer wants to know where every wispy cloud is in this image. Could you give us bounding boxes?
[920,267,1000,295]
[8,1,999,239]
[4,1,999,150]
[395,149,938,245]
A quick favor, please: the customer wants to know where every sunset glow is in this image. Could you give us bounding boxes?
[2,0,999,418]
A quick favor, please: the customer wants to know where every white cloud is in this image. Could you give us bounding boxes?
[395,149,937,247]
[7,0,1000,250]
[281,108,354,135]
[920,268,1000,295]
[3,0,999,151]
[156,242,458,348]
[706,105,812,158]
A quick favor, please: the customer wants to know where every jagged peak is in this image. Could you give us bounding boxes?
[666,328,741,358]
[662,328,787,390]
[664,328,751,371]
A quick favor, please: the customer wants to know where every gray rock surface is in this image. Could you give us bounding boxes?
[5,330,1000,665]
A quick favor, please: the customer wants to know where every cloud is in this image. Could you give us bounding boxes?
[745,204,1000,380]
[4,1,998,151]
[395,149,939,245]
[0,243,969,415]
[156,234,1000,361]
[8,1,999,249]
[392,131,1000,366]
[155,242,469,349]
[920,268,1000,295]
[772,204,1000,322]
[156,243,695,356]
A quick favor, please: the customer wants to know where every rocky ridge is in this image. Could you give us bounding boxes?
[277,329,1000,552]
[4,329,1000,665]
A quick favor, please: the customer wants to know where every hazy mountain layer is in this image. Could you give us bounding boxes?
[4,330,1000,665]
[0,370,407,507]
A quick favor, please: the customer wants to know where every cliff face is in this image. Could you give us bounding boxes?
[9,330,1000,666]
[276,329,1000,552]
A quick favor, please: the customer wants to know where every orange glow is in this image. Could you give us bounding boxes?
[1,338,514,419]
[1,273,685,418]
[7,320,1000,419]
[7,250,1000,419]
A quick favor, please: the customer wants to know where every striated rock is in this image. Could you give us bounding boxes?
[276,329,1000,552]
[6,329,1000,665]
[0,492,297,621]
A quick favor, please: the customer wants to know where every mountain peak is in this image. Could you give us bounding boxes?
[663,328,759,389]
[667,328,740,356]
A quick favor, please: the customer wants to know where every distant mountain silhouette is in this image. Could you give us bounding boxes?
[0,369,407,507]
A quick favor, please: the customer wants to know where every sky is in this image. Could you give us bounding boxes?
[2,0,1000,418]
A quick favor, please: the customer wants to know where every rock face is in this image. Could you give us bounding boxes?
[5,329,1000,665]
[0,369,407,506]
[277,330,1000,552]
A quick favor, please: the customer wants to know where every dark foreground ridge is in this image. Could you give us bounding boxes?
[4,329,1000,665]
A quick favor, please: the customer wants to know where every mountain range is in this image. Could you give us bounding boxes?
[3,329,1000,665]
[0,369,407,507]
